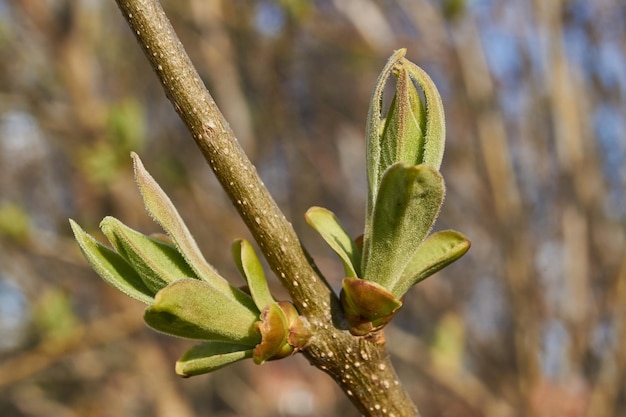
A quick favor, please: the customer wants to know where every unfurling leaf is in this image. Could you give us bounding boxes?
[176,342,253,377]
[380,65,427,174]
[144,278,261,345]
[362,163,445,297]
[366,49,405,214]
[363,49,447,272]
[69,219,154,304]
[401,58,446,170]
[232,239,274,311]
[305,206,361,277]
[132,153,245,299]
[100,216,197,293]
[393,230,470,296]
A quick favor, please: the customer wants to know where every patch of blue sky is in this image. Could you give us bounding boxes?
[0,278,30,351]
[594,104,626,219]
[255,2,286,38]
[536,240,565,310]
[464,275,506,342]
[564,2,626,94]
[467,0,496,19]
[563,25,592,77]
[473,1,528,91]
[541,318,571,379]
[566,0,595,24]
[596,41,626,95]
[0,111,47,175]
[521,20,548,80]
[591,317,615,361]
[481,29,523,86]
[479,26,529,130]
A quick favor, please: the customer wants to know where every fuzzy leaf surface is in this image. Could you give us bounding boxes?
[144,278,260,345]
[176,341,253,377]
[365,49,406,246]
[393,230,470,296]
[131,153,219,285]
[232,239,274,311]
[363,163,444,296]
[401,57,446,170]
[305,206,361,277]
[380,65,426,177]
[363,50,447,272]
[70,219,154,304]
[100,216,197,293]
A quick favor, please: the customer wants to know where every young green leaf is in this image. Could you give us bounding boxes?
[176,341,253,377]
[69,219,154,304]
[131,153,255,310]
[401,58,446,170]
[380,65,427,175]
[393,230,470,296]
[100,216,198,293]
[364,49,407,261]
[304,206,361,277]
[362,163,445,296]
[144,278,261,345]
[232,239,274,311]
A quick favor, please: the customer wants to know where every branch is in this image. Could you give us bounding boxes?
[113,1,419,415]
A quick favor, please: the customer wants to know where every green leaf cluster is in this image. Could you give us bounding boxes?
[307,50,470,336]
[71,153,309,375]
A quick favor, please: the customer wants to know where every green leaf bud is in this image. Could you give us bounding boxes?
[340,277,403,336]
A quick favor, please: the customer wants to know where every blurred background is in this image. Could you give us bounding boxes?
[0,0,625,416]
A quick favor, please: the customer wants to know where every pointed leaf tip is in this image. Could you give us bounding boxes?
[393,230,470,296]
[100,216,197,293]
[131,153,223,288]
[131,153,256,311]
[176,342,253,377]
[232,239,274,312]
[380,64,427,171]
[366,49,408,217]
[305,207,361,277]
[69,219,154,304]
[400,58,446,171]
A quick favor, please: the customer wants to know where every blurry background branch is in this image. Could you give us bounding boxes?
[1,0,625,416]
